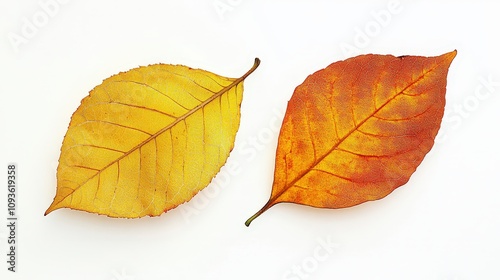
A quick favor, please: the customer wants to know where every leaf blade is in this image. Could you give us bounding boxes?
[246,51,456,226]
[46,58,260,218]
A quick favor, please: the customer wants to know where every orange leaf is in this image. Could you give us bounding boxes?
[246,51,456,226]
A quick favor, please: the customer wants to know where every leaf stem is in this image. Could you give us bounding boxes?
[245,200,272,227]
[239,58,260,81]
[244,210,262,227]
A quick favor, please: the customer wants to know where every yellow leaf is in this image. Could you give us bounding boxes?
[45,59,260,218]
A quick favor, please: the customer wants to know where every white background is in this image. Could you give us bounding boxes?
[1,0,499,279]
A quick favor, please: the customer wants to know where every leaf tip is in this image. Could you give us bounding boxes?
[44,208,52,216]
[442,49,458,63]
[44,201,61,216]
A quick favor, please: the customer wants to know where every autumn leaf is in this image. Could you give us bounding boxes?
[245,51,456,226]
[46,58,260,218]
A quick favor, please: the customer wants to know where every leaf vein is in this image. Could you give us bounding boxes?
[77,120,153,136]
[115,80,191,111]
